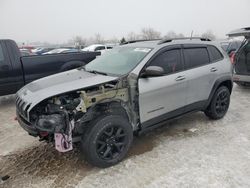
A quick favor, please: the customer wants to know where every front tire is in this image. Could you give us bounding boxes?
[205,86,230,120]
[81,115,133,168]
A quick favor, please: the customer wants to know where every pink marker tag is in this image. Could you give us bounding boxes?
[54,121,74,152]
[54,133,73,152]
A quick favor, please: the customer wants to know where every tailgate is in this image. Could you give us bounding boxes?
[227,27,250,38]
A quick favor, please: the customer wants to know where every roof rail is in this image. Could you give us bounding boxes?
[120,39,161,45]
[158,37,211,45]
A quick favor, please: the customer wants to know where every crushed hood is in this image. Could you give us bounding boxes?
[227,27,250,38]
[17,69,118,118]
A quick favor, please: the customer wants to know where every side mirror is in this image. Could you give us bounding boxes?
[141,66,164,77]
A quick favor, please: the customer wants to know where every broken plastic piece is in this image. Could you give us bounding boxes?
[54,133,73,152]
[54,120,74,152]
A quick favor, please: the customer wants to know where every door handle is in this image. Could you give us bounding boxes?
[175,76,186,81]
[210,67,218,72]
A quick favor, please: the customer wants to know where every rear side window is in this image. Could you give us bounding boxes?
[0,44,4,62]
[208,46,223,62]
[183,48,209,69]
[150,49,183,75]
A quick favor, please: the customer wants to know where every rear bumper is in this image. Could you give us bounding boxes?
[233,74,250,83]
[16,112,38,136]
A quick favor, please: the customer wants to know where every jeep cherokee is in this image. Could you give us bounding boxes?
[16,38,233,168]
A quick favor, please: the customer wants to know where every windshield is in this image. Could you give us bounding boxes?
[85,47,152,76]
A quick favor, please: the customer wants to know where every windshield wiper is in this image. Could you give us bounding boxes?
[88,70,107,76]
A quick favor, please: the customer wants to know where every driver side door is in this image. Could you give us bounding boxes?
[138,45,187,127]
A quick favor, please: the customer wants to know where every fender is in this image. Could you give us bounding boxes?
[205,75,233,109]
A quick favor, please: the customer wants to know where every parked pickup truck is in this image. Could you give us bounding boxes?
[0,39,100,96]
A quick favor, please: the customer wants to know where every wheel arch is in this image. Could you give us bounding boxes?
[79,99,132,125]
[100,100,130,120]
[206,76,233,109]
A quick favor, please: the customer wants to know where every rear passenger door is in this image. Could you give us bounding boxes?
[182,44,222,107]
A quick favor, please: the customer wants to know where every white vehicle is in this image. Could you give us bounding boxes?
[82,44,113,54]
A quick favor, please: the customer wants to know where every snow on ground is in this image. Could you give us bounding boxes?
[0,85,250,188]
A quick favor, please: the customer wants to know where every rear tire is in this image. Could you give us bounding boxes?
[81,114,133,168]
[205,86,230,120]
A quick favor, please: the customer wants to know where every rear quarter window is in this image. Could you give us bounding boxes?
[183,48,210,69]
[207,45,223,62]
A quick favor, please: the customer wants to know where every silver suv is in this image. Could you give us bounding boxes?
[16,38,233,167]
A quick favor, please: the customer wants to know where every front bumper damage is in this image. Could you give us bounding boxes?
[16,111,74,152]
[16,112,38,136]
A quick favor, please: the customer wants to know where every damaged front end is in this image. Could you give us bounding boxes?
[17,81,131,152]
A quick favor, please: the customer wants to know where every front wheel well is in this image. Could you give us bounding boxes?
[98,101,129,120]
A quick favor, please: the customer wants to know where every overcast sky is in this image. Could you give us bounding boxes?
[0,0,250,43]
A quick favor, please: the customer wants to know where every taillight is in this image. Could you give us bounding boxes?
[229,51,236,64]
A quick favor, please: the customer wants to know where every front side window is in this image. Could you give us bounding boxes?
[149,49,182,75]
[0,44,4,62]
[183,48,210,69]
[85,47,152,76]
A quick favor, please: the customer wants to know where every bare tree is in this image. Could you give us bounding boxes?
[127,32,141,41]
[94,33,104,44]
[106,37,119,44]
[140,27,161,40]
[201,30,216,40]
[164,31,185,39]
[72,36,86,47]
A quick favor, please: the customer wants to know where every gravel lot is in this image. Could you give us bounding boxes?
[0,85,250,188]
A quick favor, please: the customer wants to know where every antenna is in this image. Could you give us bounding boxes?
[190,30,194,39]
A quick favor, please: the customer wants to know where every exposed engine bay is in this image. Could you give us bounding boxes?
[27,81,130,152]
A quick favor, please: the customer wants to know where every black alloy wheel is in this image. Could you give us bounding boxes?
[205,86,230,120]
[96,126,127,160]
[215,89,230,116]
[81,114,133,168]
